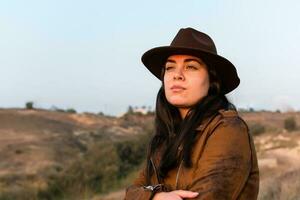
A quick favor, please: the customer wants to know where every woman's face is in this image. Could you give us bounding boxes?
[163,54,210,115]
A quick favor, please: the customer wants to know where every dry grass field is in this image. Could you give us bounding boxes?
[0,108,299,200]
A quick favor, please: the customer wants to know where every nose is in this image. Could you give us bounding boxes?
[173,68,185,81]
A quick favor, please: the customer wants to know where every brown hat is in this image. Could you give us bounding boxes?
[141,27,240,94]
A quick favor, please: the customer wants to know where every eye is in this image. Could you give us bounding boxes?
[165,66,175,71]
[186,65,197,70]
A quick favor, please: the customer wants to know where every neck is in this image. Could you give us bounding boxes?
[179,108,190,119]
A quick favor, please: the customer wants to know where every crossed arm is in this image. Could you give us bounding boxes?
[124,119,252,200]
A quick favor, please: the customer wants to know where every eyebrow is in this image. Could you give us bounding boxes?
[166,58,202,64]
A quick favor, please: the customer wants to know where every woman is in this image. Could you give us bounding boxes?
[124,27,259,200]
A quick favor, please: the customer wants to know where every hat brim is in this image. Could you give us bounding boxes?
[141,46,240,94]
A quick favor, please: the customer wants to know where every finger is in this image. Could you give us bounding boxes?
[172,190,199,198]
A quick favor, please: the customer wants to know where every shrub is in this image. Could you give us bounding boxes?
[249,123,266,136]
[25,101,34,109]
[66,108,77,113]
[249,107,255,112]
[36,132,151,199]
[98,112,104,116]
[115,134,149,178]
[284,117,297,131]
[38,141,121,199]
[15,149,22,154]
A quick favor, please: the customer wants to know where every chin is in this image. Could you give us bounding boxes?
[168,100,189,107]
[168,98,199,108]
[167,95,194,106]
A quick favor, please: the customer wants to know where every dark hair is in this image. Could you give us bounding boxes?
[145,62,236,184]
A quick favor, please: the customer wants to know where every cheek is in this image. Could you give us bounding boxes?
[190,75,210,97]
[163,77,172,97]
[163,74,172,89]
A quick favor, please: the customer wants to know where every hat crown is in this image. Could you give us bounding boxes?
[170,28,217,54]
[141,27,240,94]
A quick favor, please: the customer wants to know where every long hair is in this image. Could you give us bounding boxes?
[145,63,236,184]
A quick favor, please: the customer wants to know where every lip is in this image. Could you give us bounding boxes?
[171,85,186,91]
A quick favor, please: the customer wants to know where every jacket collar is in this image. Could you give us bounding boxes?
[195,109,238,132]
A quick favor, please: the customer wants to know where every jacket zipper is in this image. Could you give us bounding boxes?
[150,157,160,184]
[175,159,183,190]
[151,157,183,190]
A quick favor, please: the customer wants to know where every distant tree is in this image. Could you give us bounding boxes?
[66,108,77,113]
[284,117,297,131]
[127,105,134,114]
[56,108,65,112]
[25,101,34,109]
[249,107,255,112]
[98,111,104,116]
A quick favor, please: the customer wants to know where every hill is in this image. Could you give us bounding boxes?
[0,108,153,199]
[0,108,300,200]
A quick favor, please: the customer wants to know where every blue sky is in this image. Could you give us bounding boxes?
[1,0,300,115]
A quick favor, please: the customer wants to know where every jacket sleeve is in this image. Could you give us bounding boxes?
[124,164,153,200]
[187,117,252,200]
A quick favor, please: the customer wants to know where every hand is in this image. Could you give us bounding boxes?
[153,190,199,200]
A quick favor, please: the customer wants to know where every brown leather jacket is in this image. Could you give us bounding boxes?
[124,109,259,200]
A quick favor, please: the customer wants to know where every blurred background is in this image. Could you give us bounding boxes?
[1,0,300,199]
